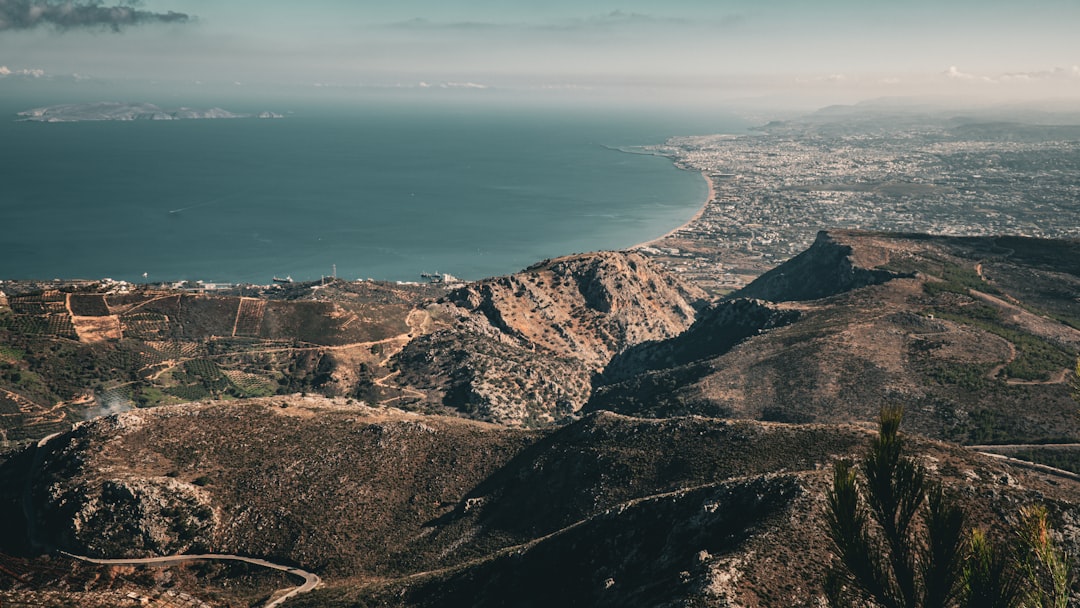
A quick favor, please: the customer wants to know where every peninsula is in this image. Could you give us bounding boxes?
[17,102,284,122]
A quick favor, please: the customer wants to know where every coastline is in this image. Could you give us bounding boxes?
[628,170,715,251]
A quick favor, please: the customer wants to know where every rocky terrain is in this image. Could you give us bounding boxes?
[0,250,703,437]
[3,397,1080,606]
[0,229,1078,605]
[390,250,705,423]
[590,230,1080,445]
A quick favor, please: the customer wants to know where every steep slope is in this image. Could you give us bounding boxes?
[589,231,1080,444]
[601,297,802,384]
[4,403,1080,606]
[0,252,704,438]
[3,403,860,578]
[444,251,705,370]
[8,399,536,576]
[388,251,706,424]
[731,230,911,303]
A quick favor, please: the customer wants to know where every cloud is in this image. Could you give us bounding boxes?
[943,66,996,83]
[0,64,45,77]
[943,65,1080,85]
[999,66,1080,82]
[0,0,191,32]
[440,81,489,89]
[795,73,852,85]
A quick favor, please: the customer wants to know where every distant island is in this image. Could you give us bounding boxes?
[16,102,284,122]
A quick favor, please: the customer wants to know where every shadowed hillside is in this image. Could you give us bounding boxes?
[588,230,1080,445]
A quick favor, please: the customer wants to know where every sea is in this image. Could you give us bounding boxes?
[0,95,746,284]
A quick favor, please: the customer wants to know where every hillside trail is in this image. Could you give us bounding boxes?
[369,308,432,405]
[22,433,321,606]
[363,449,1080,591]
[970,450,1080,483]
[964,278,1075,384]
[61,552,321,608]
[369,475,780,589]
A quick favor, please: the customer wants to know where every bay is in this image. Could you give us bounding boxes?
[0,99,743,283]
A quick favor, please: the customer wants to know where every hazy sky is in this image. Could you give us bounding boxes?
[2,0,1079,106]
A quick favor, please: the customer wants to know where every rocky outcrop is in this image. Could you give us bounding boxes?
[60,478,216,556]
[732,230,911,303]
[390,251,706,424]
[24,415,217,557]
[444,251,705,370]
[393,331,590,425]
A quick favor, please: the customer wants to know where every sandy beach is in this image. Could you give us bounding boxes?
[629,171,716,250]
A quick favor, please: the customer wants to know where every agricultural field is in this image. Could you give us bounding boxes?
[0,279,437,445]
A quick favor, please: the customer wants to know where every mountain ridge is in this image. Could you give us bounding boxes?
[1,229,1079,606]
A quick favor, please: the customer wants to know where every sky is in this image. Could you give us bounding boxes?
[2,0,1080,108]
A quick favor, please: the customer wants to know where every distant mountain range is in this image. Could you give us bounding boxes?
[16,102,284,122]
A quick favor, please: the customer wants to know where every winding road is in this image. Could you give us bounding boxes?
[967,444,1080,483]
[61,551,321,608]
[25,436,320,607]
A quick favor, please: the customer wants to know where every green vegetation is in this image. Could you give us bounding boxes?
[824,407,1074,607]
[1017,505,1072,608]
[965,409,1015,445]
[930,310,1073,382]
[962,529,1025,608]
[883,256,998,298]
[0,345,24,362]
[1071,356,1080,405]
[164,384,211,401]
[825,405,967,607]
[135,386,173,408]
[1051,314,1080,331]
[924,363,992,392]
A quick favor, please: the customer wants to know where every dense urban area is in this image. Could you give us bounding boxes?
[638,108,1080,293]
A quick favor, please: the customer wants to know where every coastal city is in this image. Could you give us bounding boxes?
[637,110,1080,293]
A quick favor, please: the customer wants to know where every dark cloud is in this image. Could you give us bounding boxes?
[0,0,191,32]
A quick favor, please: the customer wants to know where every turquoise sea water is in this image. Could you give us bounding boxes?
[1,99,743,283]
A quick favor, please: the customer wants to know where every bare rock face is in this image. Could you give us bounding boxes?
[64,477,216,556]
[394,332,589,425]
[391,251,706,424]
[29,414,217,557]
[445,251,705,370]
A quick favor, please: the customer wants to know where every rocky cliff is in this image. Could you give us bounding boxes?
[388,251,706,424]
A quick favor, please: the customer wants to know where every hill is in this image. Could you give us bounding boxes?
[588,230,1080,445]
[0,250,703,439]
[1,230,1079,605]
[2,398,1079,606]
